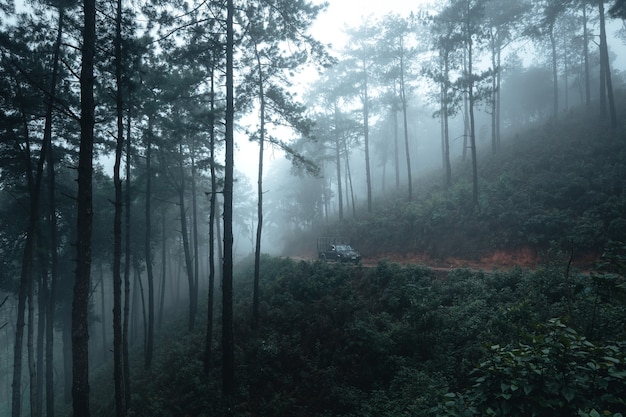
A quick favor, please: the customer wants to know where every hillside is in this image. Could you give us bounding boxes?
[80,99,626,417]
[285,96,626,269]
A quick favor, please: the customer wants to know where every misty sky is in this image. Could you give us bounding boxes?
[310,0,426,48]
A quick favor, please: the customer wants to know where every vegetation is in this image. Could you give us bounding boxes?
[304,100,626,262]
[81,245,625,417]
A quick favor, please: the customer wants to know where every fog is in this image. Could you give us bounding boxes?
[1,0,625,415]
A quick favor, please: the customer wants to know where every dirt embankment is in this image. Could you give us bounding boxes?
[293,246,599,273]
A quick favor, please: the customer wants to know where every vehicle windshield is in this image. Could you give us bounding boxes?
[335,244,353,251]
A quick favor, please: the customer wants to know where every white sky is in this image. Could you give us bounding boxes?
[310,0,428,49]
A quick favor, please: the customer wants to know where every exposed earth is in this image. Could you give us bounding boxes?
[291,246,599,273]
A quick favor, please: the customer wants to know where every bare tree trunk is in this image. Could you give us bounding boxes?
[333,103,343,220]
[362,59,372,212]
[144,120,154,368]
[72,0,96,411]
[112,0,125,405]
[598,0,617,128]
[252,42,265,329]
[28,261,38,417]
[177,148,196,331]
[223,0,235,402]
[204,67,217,374]
[343,141,356,218]
[191,148,199,326]
[582,3,591,106]
[158,207,167,330]
[123,104,132,410]
[400,53,412,202]
[44,9,64,414]
[550,28,559,120]
[12,76,49,417]
[393,86,400,190]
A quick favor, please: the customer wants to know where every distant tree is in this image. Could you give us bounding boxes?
[378,14,420,201]
[444,0,489,207]
[529,0,570,120]
[344,21,379,212]
[429,4,462,188]
[484,0,530,153]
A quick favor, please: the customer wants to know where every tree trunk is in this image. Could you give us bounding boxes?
[400,53,412,202]
[158,207,167,330]
[362,59,372,212]
[466,17,479,207]
[12,80,48,417]
[123,103,132,410]
[144,119,154,368]
[393,85,400,190]
[191,148,199,328]
[204,66,217,374]
[223,0,235,402]
[73,0,96,412]
[28,259,38,417]
[550,27,559,120]
[252,42,264,329]
[343,140,356,218]
[177,147,196,331]
[582,3,591,106]
[334,103,343,221]
[44,9,64,414]
[113,0,125,404]
[598,0,617,128]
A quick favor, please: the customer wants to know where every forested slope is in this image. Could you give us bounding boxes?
[295,95,626,265]
[85,251,626,417]
[84,95,626,417]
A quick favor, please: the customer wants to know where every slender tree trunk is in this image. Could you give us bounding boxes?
[123,104,132,411]
[36,267,45,417]
[550,27,559,120]
[466,18,479,207]
[12,88,44,417]
[333,104,343,220]
[393,85,400,190]
[582,3,591,106]
[343,141,356,218]
[28,260,38,417]
[362,59,372,212]
[223,0,235,402]
[112,0,125,405]
[496,46,502,150]
[191,148,199,325]
[490,35,498,154]
[144,119,154,368]
[158,207,167,330]
[73,0,96,412]
[133,258,147,353]
[177,146,196,331]
[204,67,217,374]
[62,318,71,404]
[98,269,105,362]
[252,42,264,329]
[400,57,412,202]
[462,49,469,162]
[442,54,452,188]
[44,10,64,410]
